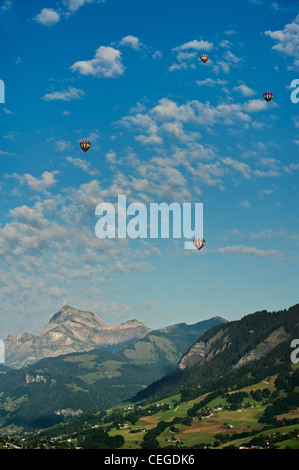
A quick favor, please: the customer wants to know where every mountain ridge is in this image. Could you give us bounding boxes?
[4,305,151,369]
[132,303,299,404]
[0,315,226,429]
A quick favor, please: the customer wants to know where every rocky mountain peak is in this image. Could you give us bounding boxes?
[44,305,108,334]
[5,306,151,368]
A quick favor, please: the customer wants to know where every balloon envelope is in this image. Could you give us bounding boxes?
[200,54,209,64]
[193,237,205,250]
[80,140,91,153]
[263,92,273,102]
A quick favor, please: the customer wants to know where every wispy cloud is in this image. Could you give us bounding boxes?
[172,39,214,52]
[218,245,279,257]
[239,200,250,207]
[233,84,255,97]
[55,140,71,152]
[196,78,227,87]
[66,156,101,175]
[63,0,107,13]
[169,39,213,71]
[251,229,299,240]
[42,87,85,101]
[1,0,12,11]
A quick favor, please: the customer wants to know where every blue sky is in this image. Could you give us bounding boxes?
[0,0,299,338]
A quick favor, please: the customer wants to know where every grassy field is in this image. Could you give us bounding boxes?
[106,375,299,450]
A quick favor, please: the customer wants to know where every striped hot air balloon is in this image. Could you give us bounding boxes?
[263,92,273,103]
[200,54,209,64]
[80,140,91,153]
[193,237,205,251]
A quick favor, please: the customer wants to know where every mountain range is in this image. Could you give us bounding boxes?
[133,304,299,404]
[4,305,151,368]
[0,306,225,429]
[2,303,298,435]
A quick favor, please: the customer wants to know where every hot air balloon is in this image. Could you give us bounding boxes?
[263,92,273,103]
[193,237,205,251]
[80,140,91,153]
[200,54,209,64]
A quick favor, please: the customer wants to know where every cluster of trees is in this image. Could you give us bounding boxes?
[77,428,124,449]
[141,421,169,449]
[275,368,299,391]
[246,428,299,449]
[259,391,299,424]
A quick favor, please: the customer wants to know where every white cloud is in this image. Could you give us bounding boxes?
[105,151,117,164]
[120,98,253,145]
[140,300,158,311]
[66,156,101,175]
[42,87,85,101]
[213,51,242,75]
[239,200,250,207]
[63,0,98,12]
[3,107,13,114]
[13,171,58,192]
[34,8,61,26]
[265,15,299,70]
[119,112,163,146]
[224,30,236,36]
[224,51,242,64]
[1,0,12,11]
[251,229,299,240]
[244,99,268,112]
[196,78,227,87]
[172,39,214,51]
[119,35,144,51]
[221,157,251,179]
[169,39,213,71]
[233,84,255,97]
[218,245,279,257]
[71,46,125,78]
[168,51,198,72]
[284,162,299,174]
[55,139,71,152]
[0,150,15,156]
[152,50,162,60]
[259,189,274,199]
[219,39,232,48]
[34,1,106,29]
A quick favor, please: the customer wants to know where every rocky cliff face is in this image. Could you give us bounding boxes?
[178,329,231,370]
[178,325,289,371]
[4,305,151,368]
[233,327,289,369]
